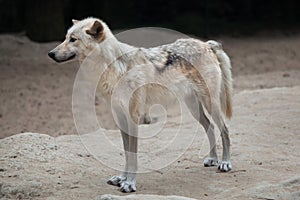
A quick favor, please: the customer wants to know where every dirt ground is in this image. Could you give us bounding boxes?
[0,33,300,199]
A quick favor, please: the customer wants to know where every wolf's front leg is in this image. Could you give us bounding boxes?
[107,128,138,192]
[107,113,130,184]
[107,130,130,186]
[108,91,141,192]
[107,124,130,185]
[120,121,138,192]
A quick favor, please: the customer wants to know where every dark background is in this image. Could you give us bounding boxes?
[0,0,299,42]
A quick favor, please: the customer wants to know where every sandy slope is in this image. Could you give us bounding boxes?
[0,34,300,199]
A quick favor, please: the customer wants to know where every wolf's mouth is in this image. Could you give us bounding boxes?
[54,53,76,63]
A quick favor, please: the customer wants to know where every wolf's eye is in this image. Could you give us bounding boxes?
[70,37,77,43]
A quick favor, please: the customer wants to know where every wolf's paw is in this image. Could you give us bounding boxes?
[218,160,232,172]
[107,175,126,186]
[203,157,218,167]
[120,179,136,193]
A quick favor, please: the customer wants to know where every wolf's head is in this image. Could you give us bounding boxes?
[48,18,110,63]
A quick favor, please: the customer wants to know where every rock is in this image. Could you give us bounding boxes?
[97,194,197,200]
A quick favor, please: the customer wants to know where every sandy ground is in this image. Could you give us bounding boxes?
[0,33,300,199]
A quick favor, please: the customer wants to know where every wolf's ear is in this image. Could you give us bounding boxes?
[86,20,104,39]
[72,19,79,24]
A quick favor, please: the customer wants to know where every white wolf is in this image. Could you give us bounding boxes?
[48,17,233,193]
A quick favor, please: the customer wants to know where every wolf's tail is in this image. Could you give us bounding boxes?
[207,40,233,118]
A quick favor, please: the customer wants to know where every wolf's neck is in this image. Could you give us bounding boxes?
[93,37,139,98]
[95,36,137,75]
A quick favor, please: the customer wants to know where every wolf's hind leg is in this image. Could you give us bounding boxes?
[184,96,218,167]
[210,104,232,172]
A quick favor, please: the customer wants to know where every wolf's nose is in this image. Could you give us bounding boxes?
[48,51,55,59]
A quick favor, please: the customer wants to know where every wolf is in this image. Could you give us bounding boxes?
[48,17,233,193]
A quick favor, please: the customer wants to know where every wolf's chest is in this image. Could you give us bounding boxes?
[97,68,120,97]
